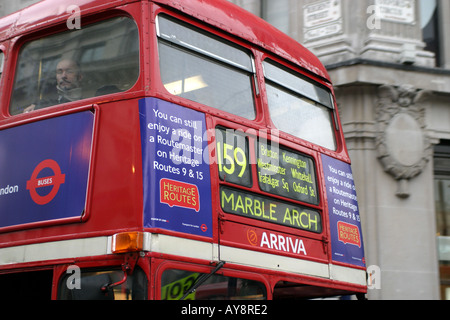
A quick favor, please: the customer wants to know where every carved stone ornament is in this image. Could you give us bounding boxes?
[375,85,432,198]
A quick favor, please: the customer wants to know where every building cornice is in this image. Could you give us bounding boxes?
[326,59,450,94]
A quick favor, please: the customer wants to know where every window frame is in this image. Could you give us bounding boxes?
[434,140,450,299]
[434,141,450,238]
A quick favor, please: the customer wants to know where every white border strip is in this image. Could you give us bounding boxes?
[329,263,367,286]
[220,244,329,279]
[145,233,218,261]
[1,233,366,287]
[0,237,109,265]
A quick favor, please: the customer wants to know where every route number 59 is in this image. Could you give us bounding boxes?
[217,142,247,178]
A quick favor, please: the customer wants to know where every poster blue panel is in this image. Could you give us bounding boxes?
[139,98,213,238]
[0,111,94,229]
[322,154,365,267]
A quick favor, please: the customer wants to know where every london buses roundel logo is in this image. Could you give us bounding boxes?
[26,159,66,205]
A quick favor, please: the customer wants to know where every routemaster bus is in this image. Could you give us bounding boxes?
[0,0,367,300]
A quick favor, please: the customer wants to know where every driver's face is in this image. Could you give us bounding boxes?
[56,59,81,90]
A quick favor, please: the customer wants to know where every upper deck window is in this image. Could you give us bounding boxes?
[157,15,256,120]
[9,16,139,115]
[263,60,336,150]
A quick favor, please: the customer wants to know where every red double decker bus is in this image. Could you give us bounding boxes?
[0,0,367,300]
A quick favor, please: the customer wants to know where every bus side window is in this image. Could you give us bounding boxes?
[157,14,256,120]
[161,269,267,300]
[263,60,337,151]
[9,16,139,115]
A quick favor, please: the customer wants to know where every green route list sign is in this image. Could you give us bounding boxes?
[256,141,319,205]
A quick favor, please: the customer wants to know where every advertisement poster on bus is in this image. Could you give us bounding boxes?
[139,98,213,238]
[0,111,93,229]
[322,154,365,268]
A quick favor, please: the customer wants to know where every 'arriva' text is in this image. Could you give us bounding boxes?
[260,232,307,256]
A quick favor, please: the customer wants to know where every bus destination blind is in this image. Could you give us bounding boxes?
[257,142,318,205]
[216,128,319,205]
[216,128,321,233]
[221,186,322,233]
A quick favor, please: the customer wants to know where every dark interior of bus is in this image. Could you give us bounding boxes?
[0,270,53,300]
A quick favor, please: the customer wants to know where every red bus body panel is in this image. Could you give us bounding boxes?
[0,0,366,299]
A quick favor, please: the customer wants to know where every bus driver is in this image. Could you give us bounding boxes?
[24,58,83,113]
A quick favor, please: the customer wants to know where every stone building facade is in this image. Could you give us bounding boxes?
[229,0,450,300]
